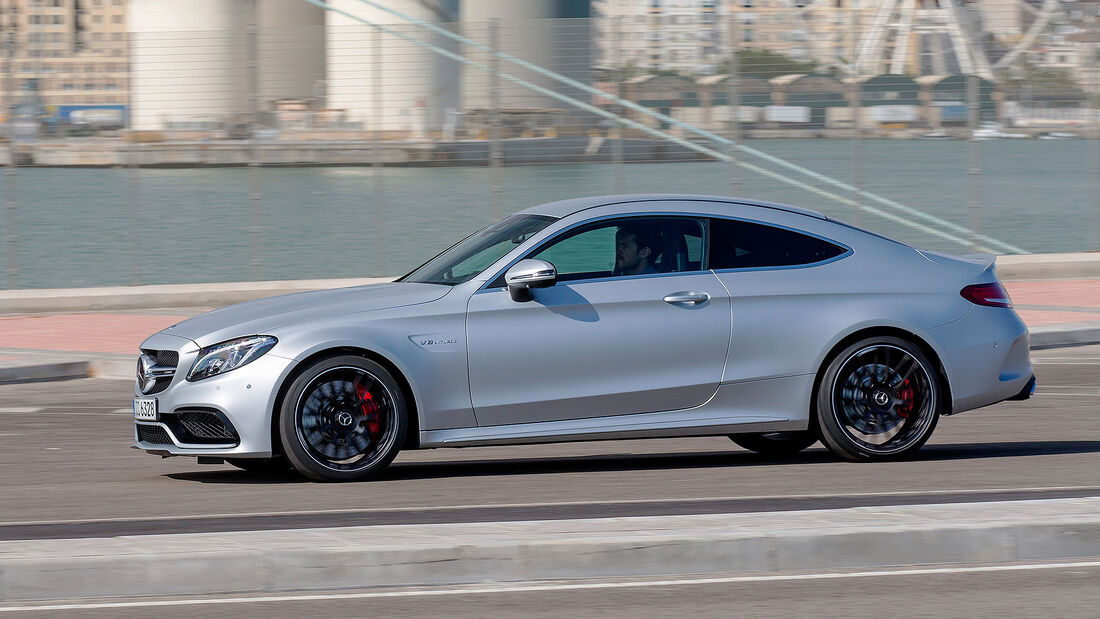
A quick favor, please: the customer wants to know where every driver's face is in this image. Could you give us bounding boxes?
[616,231,643,272]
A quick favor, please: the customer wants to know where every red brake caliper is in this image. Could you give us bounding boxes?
[897,379,914,418]
[357,386,382,438]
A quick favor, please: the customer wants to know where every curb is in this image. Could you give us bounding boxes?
[2,498,1100,602]
[0,362,89,385]
[1030,324,1100,349]
[0,277,393,314]
[9,324,1087,386]
[0,253,1096,313]
[1,323,1096,386]
[88,358,138,381]
[997,252,1100,281]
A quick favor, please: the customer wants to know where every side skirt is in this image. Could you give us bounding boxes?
[419,374,814,448]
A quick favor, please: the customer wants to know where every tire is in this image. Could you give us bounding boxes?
[729,431,817,456]
[816,336,941,461]
[278,355,407,482]
[225,457,293,474]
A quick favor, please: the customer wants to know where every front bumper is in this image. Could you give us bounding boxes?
[132,331,296,458]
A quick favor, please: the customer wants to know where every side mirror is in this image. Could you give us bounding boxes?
[505,259,557,302]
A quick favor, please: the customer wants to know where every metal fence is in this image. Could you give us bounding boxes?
[2,1,1099,289]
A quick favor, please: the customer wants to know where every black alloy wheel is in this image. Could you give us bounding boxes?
[729,431,818,456]
[816,336,941,461]
[279,355,407,482]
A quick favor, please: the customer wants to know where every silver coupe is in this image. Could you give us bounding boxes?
[133,194,1035,481]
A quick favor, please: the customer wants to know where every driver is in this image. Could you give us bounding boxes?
[615,223,660,276]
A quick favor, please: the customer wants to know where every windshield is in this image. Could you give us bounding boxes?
[401,214,557,285]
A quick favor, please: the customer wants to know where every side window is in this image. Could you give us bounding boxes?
[534,225,616,278]
[503,216,705,284]
[708,218,846,269]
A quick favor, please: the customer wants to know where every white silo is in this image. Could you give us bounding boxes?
[129,0,247,130]
[459,0,562,111]
[258,1,327,107]
[325,0,460,135]
[129,0,325,131]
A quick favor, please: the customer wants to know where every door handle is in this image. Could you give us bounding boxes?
[663,291,710,306]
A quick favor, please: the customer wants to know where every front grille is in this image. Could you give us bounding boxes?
[138,349,179,395]
[155,350,179,367]
[137,424,173,445]
[177,411,237,441]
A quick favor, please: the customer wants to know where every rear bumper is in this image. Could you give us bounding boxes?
[1007,375,1037,401]
[921,305,1033,414]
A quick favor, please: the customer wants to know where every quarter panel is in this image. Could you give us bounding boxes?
[716,244,972,384]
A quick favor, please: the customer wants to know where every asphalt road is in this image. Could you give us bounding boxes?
[9,562,1100,618]
[1,345,1098,538]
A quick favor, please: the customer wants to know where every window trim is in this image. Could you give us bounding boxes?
[706,215,853,273]
[480,213,710,290]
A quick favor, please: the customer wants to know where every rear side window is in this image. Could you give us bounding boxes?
[708,218,846,270]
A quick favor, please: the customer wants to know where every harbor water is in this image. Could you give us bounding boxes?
[2,139,1095,289]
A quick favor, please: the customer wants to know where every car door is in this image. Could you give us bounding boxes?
[465,215,731,427]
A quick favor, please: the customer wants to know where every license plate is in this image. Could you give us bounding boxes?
[133,397,158,421]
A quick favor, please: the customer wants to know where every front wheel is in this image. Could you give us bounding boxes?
[729,431,817,456]
[816,337,942,461]
[278,355,407,482]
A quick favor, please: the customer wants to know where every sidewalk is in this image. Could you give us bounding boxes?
[0,270,1098,384]
[4,497,1100,602]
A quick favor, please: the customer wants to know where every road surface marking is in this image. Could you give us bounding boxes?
[1,485,1098,527]
[4,561,1100,612]
[1037,390,1100,397]
[0,407,41,414]
[0,409,128,416]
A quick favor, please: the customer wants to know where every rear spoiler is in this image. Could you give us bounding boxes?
[917,250,996,274]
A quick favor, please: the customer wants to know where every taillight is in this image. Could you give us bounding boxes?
[960,282,1013,308]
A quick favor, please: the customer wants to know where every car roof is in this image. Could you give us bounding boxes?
[517,194,828,221]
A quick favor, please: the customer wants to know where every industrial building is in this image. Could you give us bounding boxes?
[128,0,590,133]
[0,0,128,128]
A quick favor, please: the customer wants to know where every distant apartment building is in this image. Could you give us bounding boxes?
[729,1,867,67]
[594,0,869,76]
[594,0,722,75]
[977,0,1024,38]
[0,0,127,113]
[1025,0,1100,89]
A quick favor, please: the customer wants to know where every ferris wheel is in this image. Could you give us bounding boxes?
[850,0,1063,79]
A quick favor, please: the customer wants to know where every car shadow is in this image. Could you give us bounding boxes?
[164,439,1100,484]
[538,286,600,322]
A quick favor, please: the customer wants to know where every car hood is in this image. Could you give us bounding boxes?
[160,282,451,347]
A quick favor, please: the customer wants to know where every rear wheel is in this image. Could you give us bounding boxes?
[729,431,817,456]
[816,336,941,461]
[278,355,407,482]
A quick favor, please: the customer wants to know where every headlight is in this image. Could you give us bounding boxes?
[187,335,277,382]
